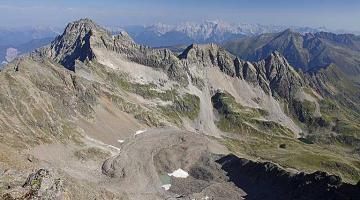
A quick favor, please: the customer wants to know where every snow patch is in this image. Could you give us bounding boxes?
[5,47,19,62]
[161,184,171,191]
[84,135,120,154]
[99,59,116,69]
[168,168,189,178]
[106,145,120,152]
[117,139,125,143]
[134,130,146,137]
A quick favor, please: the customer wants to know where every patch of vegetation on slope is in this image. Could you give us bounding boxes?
[93,64,200,126]
[159,93,200,126]
[320,98,360,134]
[287,99,332,133]
[74,147,111,161]
[306,98,360,148]
[211,91,360,184]
[286,88,360,150]
[305,65,360,142]
[211,91,294,137]
[291,100,316,124]
[0,59,92,149]
[288,96,360,148]
[103,91,163,127]
[116,75,200,124]
[221,134,360,184]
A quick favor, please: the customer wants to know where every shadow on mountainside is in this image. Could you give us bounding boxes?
[216,154,360,200]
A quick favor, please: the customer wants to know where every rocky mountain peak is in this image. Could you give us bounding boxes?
[57,18,111,48]
[276,28,304,42]
[42,18,138,71]
[263,51,298,77]
[261,51,304,100]
[43,18,110,70]
[179,43,220,59]
[282,28,294,33]
[266,51,290,66]
[179,43,235,61]
[112,30,135,46]
[63,18,105,34]
[179,43,237,76]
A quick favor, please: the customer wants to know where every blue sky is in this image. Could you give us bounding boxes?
[0,0,359,31]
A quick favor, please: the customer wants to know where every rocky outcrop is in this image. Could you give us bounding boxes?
[2,169,63,200]
[257,51,304,100]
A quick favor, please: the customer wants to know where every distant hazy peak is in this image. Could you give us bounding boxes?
[148,22,174,35]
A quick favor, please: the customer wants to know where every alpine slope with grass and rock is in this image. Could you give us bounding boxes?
[0,19,359,200]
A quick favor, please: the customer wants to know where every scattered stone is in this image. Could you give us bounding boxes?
[2,169,63,200]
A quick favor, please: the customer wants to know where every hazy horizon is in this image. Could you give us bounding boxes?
[0,0,359,33]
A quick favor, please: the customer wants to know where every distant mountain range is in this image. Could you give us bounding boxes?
[0,37,54,66]
[0,27,59,66]
[0,26,60,46]
[224,29,360,80]
[118,20,355,47]
[2,21,358,68]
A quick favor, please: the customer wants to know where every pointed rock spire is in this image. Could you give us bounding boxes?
[45,18,110,70]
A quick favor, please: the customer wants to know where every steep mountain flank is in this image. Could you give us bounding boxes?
[303,64,360,145]
[178,44,304,100]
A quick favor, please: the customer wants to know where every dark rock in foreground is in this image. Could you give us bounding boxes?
[217,154,360,200]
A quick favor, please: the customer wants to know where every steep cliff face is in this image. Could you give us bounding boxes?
[178,44,304,100]
[44,18,104,70]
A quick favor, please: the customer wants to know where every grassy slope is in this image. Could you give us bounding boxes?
[95,63,200,126]
[211,91,360,184]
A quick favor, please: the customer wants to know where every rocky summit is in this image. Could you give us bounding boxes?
[0,18,359,200]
